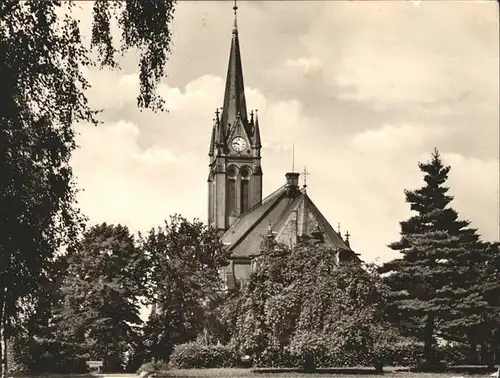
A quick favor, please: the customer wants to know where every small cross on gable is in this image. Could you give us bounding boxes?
[302,167,310,189]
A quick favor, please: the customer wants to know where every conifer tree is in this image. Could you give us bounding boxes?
[380,149,484,367]
[475,242,500,365]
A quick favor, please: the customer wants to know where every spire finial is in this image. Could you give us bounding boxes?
[233,0,238,32]
[338,222,341,235]
[292,144,295,173]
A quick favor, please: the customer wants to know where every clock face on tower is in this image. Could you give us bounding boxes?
[231,137,246,152]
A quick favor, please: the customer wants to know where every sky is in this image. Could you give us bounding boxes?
[71,0,499,265]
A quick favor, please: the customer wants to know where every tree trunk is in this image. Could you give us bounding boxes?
[374,361,384,374]
[422,314,435,365]
[467,331,478,365]
[303,352,316,373]
[1,286,7,378]
[495,328,500,366]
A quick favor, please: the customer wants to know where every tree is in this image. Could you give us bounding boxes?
[379,149,487,367]
[140,215,230,362]
[55,223,147,372]
[0,1,175,376]
[233,236,390,371]
[474,242,500,365]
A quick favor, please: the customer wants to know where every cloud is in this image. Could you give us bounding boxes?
[71,1,498,270]
[73,67,498,268]
[300,1,498,109]
[283,57,324,80]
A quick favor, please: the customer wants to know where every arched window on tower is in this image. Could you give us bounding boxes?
[240,166,251,213]
[227,166,237,215]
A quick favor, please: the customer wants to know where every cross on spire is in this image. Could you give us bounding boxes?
[302,167,310,190]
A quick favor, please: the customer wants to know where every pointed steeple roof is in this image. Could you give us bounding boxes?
[221,2,248,133]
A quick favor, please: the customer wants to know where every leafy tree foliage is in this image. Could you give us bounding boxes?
[55,223,147,372]
[140,215,230,362]
[379,149,489,367]
[0,1,175,376]
[232,236,390,371]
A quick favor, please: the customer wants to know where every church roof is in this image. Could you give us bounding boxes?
[221,184,357,259]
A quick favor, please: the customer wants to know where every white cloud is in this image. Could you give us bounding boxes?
[71,1,498,268]
[284,57,323,80]
[301,1,498,108]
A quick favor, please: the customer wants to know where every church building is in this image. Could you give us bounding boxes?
[207,4,361,289]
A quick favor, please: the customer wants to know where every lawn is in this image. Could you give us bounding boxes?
[155,370,459,378]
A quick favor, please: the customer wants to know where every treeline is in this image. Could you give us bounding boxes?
[3,216,231,375]
[214,150,499,371]
[1,149,498,374]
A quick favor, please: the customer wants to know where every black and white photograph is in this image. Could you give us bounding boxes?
[0,0,498,377]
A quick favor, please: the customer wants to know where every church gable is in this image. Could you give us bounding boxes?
[273,193,350,251]
[227,114,251,150]
[223,185,295,258]
[222,179,356,260]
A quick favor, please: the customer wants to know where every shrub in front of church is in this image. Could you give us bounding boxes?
[168,341,240,369]
[136,360,170,374]
[230,238,392,371]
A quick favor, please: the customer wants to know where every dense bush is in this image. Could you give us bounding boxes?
[169,342,240,369]
[436,344,470,366]
[377,342,423,367]
[136,360,170,374]
[8,336,89,375]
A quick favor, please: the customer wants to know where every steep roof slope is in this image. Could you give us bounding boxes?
[221,186,356,259]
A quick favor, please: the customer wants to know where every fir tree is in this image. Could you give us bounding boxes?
[380,148,485,367]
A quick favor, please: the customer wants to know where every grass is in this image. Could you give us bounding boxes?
[155,370,472,378]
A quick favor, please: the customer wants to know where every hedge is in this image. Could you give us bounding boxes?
[169,342,240,369]
[8,336,89,375]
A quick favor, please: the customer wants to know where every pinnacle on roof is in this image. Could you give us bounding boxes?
[208,110,217,157]
[344,231,351,248]
[215,108,225,148]
[252,109,261,148]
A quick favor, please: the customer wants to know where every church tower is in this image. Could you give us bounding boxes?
[207,3,263,234]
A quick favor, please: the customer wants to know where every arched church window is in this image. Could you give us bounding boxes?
[240,166,251,213]
[240,166,250,179]
[227,166,237,214]
[227,166,237,178]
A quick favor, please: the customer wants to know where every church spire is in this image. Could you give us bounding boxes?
[221,0,248,133]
